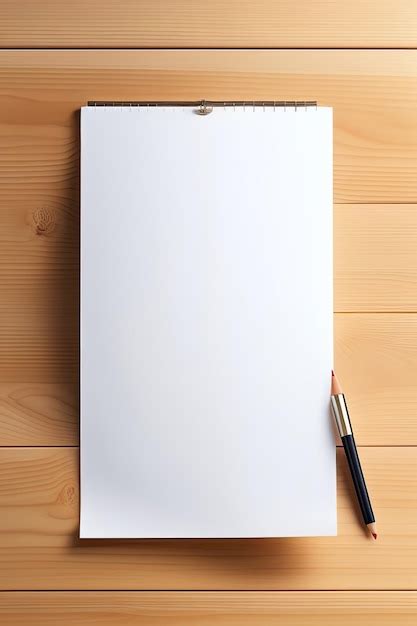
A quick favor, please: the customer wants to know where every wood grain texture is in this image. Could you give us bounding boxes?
[1,52,417,386]
[1,1,417,48]
[334,314,417,446]
[1,51,417,204]
[0,447,415,590]
[0,383,78,446]
[0,1,415,619]
[1,315,416,446]
[2,591,417,625]
[335,205,417,313]
[0,146,79,383]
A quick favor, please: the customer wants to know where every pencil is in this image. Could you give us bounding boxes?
[331,371,378,540]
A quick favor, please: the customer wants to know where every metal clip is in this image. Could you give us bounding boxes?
[195,100,213,116]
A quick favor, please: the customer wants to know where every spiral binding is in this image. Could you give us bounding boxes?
[88,100,317,115]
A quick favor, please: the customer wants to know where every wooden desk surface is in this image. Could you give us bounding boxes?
[1,6,417,623]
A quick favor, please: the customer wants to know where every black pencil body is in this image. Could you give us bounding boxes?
[341,433,375,525]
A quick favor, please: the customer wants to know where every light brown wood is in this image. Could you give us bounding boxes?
[1,1,417,48]
[0,383,77,446]
[1,51,417,205]
[1,314,416,446]
[334,314,417,446]
[335,205,417,312]
[1,53,417,385]
[0,3,416,620]
[1,591,417,625]
[0,144,79,382]
[0,447,415,590]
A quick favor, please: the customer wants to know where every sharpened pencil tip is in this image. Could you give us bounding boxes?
[331,370,343,395]
[372,532,377,540]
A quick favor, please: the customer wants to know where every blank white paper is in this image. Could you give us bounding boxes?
[80,105,335,538]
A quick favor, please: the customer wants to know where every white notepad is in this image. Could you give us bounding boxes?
[80,105,335,538]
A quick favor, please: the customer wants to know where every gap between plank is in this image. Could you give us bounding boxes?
[0,445,414,449]
[2,46,417,51]
[0,584,417,595]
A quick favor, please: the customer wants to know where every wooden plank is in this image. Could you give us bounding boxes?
[0,53,417,387]
[334,314,417,446]
[0,447,416,590]
[0,51,417,204]
[335,205,417,312]
[0,150,79,383]
[1,1,417,48]
[0,383,77,446]
[1,592,417,626]
[1,315,416,446]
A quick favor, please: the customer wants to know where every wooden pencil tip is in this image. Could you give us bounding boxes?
[330,370,343,395]
[367,522,378,540]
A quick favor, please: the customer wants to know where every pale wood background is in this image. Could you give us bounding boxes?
[1,4,417,625]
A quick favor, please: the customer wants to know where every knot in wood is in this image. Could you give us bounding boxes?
[32,207,55,235]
